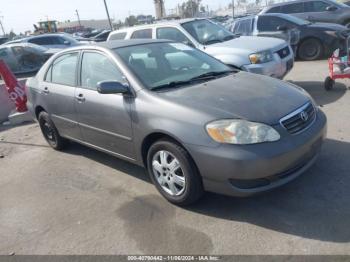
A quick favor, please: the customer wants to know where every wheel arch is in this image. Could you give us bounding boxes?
[140,132,197,170]
[35,105,47,120]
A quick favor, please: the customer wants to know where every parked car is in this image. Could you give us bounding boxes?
[107,19,294,79]
[6,33,83,49]
[260,0,350,28]
[227,14,301,55]
[26,40,327,205]
[0,43,57,74]
[229,13,348,60]
[78,30,111,43]
[0,37,8,45]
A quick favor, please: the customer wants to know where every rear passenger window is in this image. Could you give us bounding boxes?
[109,32,127,40]
[266,6,281,13]
[281,3,304,13]
[305,1,329,12]
[156,27,191,43]
[131,29,152,39]
[45,65,52,82]
[51,53,78,86]
[28,37,53,46]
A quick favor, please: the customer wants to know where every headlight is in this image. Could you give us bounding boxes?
[206,120,280,145]
[249,50,274,64]
[325,31,338,37]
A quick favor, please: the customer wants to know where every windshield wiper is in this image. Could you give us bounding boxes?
[151,80,194,91]
[151,71,234,91]
[202,39,223,45]
[223,35,236,41]
[189,70,234,81]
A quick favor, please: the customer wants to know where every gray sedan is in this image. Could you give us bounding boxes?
[26,40,327,205]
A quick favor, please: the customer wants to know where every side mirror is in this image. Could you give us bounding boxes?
[63,40,71,45]
[97,81,130,95]
[277,25,289,31]
[326,5,337,11]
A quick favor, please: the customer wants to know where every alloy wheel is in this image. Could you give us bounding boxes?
[152,150,186,196]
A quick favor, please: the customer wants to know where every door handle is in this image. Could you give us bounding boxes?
[75,94,86,102]
[43,87,49,94]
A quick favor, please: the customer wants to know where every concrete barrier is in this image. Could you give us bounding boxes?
[0,79,28,123]
[0,81,15,123]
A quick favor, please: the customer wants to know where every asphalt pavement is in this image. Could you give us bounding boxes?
[0,60,349,255]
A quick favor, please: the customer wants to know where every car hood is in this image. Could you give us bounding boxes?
[306,22,347,31]
[205,36,287,55]
[155,72,310,125]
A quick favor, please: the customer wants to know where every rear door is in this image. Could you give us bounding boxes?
[40,52,81,139]
[75,51,135,159]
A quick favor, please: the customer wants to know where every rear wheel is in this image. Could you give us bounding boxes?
[324,76,335,91]
[147,139,204,206]
[38,111,68,150]
[298,38,323,61]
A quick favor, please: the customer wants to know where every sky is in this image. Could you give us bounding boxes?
[0,0,233,34]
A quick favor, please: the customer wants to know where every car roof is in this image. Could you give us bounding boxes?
[98,39,171,49]
[110,18,207,34]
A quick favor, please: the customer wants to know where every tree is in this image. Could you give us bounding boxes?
[180,0,203,18]
[125,15,138,26]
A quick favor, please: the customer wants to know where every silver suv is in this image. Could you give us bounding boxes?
[108,19,294,79]
[260,0,350,28]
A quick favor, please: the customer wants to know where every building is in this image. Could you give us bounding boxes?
[57,19,113,33]
[154,0,166,19]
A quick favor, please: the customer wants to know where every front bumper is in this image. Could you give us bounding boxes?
[242,48,294,79]
[185,110,327,197]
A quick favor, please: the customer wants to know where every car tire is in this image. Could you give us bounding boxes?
[298,38,323,61]
[38,111,68,150]
[344,20,350,29]
[147,139,204,206]
[324,77,335,91]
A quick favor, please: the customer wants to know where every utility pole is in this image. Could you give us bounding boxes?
[75,9,82,28]
[103,0,113,30]
[232,0,235,18]
[0,15,5,36]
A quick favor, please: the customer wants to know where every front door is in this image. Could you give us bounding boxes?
[75,51,135,159]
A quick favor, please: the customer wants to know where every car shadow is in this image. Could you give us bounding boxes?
[65,138,350,243]
[186,138,350,243]
[289,80,348,106]
[64,142,151,184]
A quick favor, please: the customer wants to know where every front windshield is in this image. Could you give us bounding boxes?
[282,14,311,25]
[115,42,232,90]
[182,19,235,45]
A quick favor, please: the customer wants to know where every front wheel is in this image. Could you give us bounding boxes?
[147,139,204,206]
[38,111,68,150]
[298,38,323,61]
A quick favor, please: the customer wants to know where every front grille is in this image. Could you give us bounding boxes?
[280,102,316,134]
[277,46,290,59]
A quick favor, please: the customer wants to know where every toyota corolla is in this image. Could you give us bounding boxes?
[26,40,327,205]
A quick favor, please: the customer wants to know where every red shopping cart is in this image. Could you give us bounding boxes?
[325,32,350,91]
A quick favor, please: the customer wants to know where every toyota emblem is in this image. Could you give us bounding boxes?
[300,111,309,122]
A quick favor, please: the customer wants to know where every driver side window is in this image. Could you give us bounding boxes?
[80,52,125,90]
